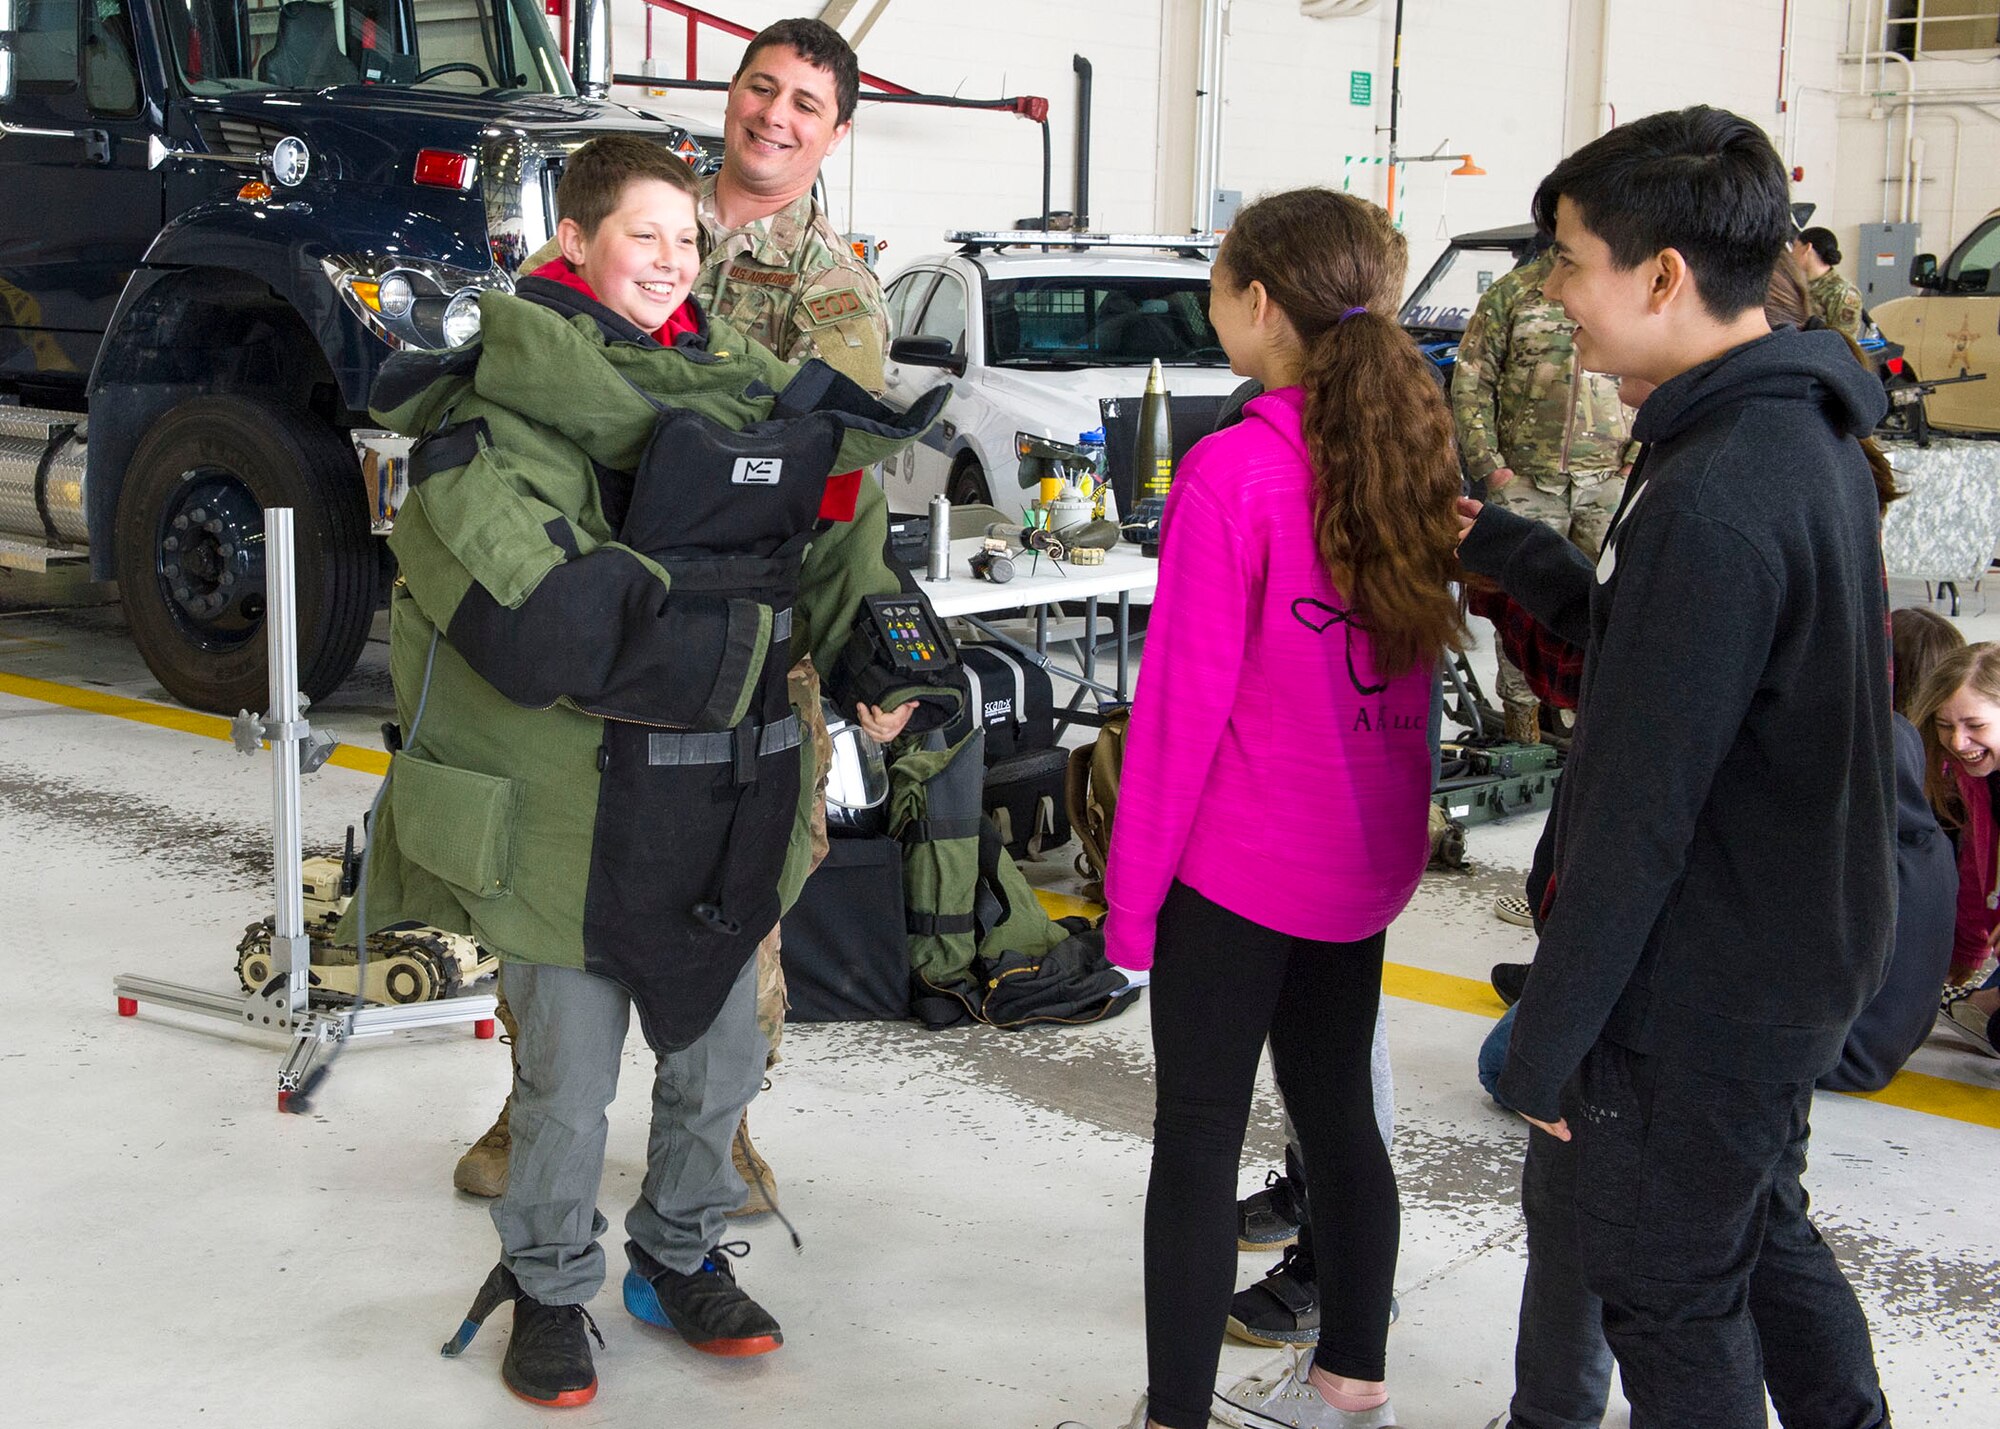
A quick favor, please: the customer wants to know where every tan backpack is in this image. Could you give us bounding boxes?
[1064,709,1130,901]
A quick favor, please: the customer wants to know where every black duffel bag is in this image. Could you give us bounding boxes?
[778,835,911,1022]
[945,641,1056,763]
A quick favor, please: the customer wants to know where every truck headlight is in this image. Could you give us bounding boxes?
[323,256,510,351]
[441,290,483,348]
[377,273,415,319]
[270,136,311,188]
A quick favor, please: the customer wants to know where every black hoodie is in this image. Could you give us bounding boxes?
[1462,327,1896,1121]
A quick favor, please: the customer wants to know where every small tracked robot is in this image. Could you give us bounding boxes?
[235,827,495,1006]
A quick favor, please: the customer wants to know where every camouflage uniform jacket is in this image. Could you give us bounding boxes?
[1808,270,1865,342]
[1450,251,1637,489]
[698,179,890,396]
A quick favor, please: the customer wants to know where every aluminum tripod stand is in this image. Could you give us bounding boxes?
[113,508,496,1109]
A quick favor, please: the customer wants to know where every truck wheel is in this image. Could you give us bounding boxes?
[115,396,375,714]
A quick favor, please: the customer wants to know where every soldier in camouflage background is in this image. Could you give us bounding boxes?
[1794,227,1865,341]
[455,18,902,1212]
[696,16,897,1219]
[1451,246,1636,744]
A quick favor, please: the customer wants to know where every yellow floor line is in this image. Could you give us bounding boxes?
[0,669,390,776]
[11,667,2000,1129]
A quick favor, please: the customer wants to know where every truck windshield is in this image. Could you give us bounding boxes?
[159,0,575,97]
[984,276,1225,370]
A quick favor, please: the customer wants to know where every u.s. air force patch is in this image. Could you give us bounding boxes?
[802,288,866,326]
[727,264,798,289]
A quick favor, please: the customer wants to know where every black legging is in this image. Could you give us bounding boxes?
[1143,880,1398,1429]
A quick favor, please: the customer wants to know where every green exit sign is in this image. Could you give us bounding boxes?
[1350,71,1373,106]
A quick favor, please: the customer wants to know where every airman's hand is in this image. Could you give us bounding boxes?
[856,701,914,743]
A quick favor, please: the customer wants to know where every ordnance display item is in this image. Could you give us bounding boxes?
[1131,359,1175,558]
[969,538,1017,583]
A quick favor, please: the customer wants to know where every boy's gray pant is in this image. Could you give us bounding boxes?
[492,956,767,1306]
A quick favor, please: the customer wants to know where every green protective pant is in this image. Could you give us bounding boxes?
[1485,472,1626,718]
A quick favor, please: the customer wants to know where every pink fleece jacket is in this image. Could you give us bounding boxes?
[1947,761,1999,982]
[1101,387,1434,970]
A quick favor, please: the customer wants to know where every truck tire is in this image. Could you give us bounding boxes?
[948,454,991,507]
[115,396,375,714]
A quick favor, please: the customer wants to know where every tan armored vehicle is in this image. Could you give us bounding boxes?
[1871,208,2000,435]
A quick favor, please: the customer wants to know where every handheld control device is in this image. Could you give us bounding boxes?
[862,593,958,673]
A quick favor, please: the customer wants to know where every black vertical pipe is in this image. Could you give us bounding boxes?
[1040,118,1053,249]
[1389,0,1404,156]
[1073,54,1093,232]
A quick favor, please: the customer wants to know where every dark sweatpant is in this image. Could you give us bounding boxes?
[1518,1037,1889,1429]
[1143,881,1398,1429]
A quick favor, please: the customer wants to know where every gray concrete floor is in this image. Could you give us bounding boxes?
[1,565,1996,1428]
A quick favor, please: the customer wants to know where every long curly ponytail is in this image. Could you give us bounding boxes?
[1217,188,1466,678]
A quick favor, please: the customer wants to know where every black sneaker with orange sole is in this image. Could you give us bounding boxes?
[440,1262,603,1408]
[623,1239,783,1357]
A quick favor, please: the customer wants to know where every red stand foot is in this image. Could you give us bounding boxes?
[117,997,138,1017]
[277,1090,293,1112]
[473,1018,496,1040]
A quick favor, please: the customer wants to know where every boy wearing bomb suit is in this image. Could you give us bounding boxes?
[355,136,957,1407]
[453,17,901,1209]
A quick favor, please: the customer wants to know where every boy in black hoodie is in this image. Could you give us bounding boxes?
[1458,108,1893,1428]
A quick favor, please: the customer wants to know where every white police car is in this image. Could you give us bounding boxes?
[875,232,1247,516]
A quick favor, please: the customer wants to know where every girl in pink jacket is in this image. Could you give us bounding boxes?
[1102,189,1464,1429]
[1917,641,2000,1053]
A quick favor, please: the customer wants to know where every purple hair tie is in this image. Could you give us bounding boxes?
[1338,305,1368,323]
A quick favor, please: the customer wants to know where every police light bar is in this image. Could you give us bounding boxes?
[947,230,1222,255]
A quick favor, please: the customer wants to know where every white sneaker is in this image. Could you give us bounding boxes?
[1938,985,2000,1056]
[1212,1348,1400,1429]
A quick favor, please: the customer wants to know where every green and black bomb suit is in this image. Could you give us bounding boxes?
[359,275,955,1299]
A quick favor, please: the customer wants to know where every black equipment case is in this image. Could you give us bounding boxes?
[983,746,1072,859]
[946,641,1057,762]
[778,835,911,1022]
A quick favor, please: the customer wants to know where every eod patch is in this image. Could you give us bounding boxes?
[802,287,867,327]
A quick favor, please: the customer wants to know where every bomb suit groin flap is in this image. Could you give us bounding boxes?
[354,279,957,1052]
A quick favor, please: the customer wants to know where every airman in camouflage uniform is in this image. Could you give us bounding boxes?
[1807,269,1865,343]
[698,177,890,395]
[1452,249,1638,740]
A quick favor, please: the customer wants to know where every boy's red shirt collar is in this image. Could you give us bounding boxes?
[529,258,700,344]
[526,259,861,523]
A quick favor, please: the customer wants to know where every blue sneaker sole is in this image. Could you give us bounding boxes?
[621,1270,782,1358]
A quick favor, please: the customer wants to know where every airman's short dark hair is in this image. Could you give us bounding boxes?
[735,18,861,127]
[555,134,701,238]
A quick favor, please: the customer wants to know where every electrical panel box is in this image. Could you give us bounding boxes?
[1858,222,1921,307]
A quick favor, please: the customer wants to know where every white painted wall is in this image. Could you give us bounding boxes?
[1825,45,2000,279]
[595,1,1891,292]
